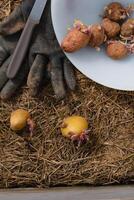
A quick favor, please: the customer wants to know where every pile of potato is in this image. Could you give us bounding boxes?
[61,2,134,60]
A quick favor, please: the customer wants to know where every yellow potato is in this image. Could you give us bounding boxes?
[10,109,30,131]
[61,116,88,138]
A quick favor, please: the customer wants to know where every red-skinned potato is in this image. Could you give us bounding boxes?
[121,18,134,37]
[61,21,91,53]
[102,18,120,39]
[89,24,106,47]
[104,2,128,22]
[106,41,128,60]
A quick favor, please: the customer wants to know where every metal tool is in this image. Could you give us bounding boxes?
[7,0,48,79]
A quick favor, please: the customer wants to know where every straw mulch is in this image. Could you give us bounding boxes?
[0,0,134,188]
[0,0,21,20]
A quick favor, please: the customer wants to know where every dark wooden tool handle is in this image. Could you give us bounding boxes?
[7,18,37,79]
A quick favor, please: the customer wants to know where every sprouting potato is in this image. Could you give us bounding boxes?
[61,20,91,53]
[10,109,35,140]
[61,115,89,145]
[106,41,128,60]
[121,18,134,37]
[89,24,106,47]
[102,18,120,39]
[104,2,128,22]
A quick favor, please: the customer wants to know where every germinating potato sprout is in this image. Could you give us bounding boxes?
[61,20,91,52]
[61,116,89,145]
[10,109,35,139]
[106,41,128,59]
[102,18,120,39]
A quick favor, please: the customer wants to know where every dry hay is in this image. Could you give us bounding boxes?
[0,0,134,188]
[0,0,21,20]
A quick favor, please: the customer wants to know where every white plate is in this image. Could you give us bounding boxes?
[51,0,134,91]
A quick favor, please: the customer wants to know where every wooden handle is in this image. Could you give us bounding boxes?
[7,18,37,79]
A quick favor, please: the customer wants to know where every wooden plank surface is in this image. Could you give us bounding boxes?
[0,186,134,200]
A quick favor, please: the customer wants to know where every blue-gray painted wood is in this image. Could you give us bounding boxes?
[0,186,134,200]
